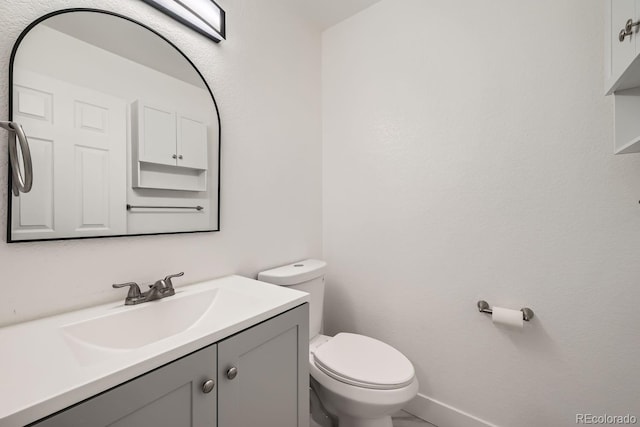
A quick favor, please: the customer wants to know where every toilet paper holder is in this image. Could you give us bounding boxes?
[477,300,534,321]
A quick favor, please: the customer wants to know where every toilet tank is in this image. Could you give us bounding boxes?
[258,259,326,340]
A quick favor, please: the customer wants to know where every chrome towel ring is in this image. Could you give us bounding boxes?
[0,121,33,196]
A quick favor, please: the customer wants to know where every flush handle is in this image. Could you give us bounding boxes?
[226,366,238,380]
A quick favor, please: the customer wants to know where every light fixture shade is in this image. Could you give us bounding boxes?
[141,0,226,42]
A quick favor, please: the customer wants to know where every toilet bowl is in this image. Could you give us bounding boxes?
[258,260,418,427]
[310,334,418,427]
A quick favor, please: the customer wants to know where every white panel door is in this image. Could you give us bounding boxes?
[11,84,55,237]
[66,87,127,236]
[12,70,127,240]
[177,114,208,170]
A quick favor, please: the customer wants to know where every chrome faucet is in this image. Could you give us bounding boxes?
[113,272,184,305]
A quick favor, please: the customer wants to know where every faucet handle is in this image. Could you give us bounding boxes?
[164,272,184,289]
[112,282,142,298]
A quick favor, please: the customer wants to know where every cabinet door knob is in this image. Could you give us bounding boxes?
[178,154,183,159]
[226,366,238,380]
[202,379,215,393]
[172,154,177,159]
[619,18,640,42]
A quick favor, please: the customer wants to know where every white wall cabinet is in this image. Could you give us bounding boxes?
[610,0,637,82]
[131,100,208,190]
[177,114,208,170]
[30,304,309,427]
[135,103,177,167]
[605,0,640,153]
[133,100,208,169]
[606,0,640,94]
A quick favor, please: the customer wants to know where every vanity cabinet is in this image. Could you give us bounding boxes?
[32,345,217,427]
[29,304,309,427]
[218,303,309,426]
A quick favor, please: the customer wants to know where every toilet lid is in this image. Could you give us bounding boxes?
[312,333,414,390]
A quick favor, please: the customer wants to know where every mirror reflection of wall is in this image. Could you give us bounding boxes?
[9,11,220,242]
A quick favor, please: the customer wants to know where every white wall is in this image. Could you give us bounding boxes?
[322,1,640,426]
[0,0,322,326]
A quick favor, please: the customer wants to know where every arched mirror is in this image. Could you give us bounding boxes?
[8,9,221,242]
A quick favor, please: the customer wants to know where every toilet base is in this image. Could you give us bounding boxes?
[337,414,392,427]
[310,369,418,427]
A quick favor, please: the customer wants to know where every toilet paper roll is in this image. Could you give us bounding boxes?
[492,306,524,328]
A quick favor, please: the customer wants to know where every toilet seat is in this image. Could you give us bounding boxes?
[312,333,415,390]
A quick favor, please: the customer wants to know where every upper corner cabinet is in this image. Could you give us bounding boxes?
[606,0,640,93]
[605,0,640,154]
[607,0,638,87]
[7,9,221,241]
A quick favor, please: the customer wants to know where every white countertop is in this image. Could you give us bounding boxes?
[0,275,308,427]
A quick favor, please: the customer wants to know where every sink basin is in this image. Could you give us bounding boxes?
[63,289,218,350]
[60,285,268,366]
[62,289,218,360]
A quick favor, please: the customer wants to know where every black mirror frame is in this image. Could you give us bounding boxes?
[7,8,222,243]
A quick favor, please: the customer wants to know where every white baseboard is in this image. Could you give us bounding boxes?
[404,393,498,427]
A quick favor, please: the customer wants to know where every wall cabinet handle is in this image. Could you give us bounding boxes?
[178,154,183,159]
[226,366,238,380]
[0,121,33,196]
[202,379,215,393]
[619,18,640,42]
[172,154,177,159]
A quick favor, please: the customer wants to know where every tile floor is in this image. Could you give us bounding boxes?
[310,410,436,427]
[392,410,437,427]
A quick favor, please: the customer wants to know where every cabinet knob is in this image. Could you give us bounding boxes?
[226,366,238,380]
[202,379,215,393]
[619,18,640,42]
[178,155,183,159]
[172,154,177,159]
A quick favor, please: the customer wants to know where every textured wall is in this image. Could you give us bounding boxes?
[0,0,322,326]
[322,1,640,426]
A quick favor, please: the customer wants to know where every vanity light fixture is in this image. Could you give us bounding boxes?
[141,0,226,42]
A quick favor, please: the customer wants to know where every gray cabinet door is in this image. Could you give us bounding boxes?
[217,304,309,427]
[31,344,217,427]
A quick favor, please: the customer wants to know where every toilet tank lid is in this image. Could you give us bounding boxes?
[257,259,327,286]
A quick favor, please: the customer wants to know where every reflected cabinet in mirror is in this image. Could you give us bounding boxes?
[8,9,221,242]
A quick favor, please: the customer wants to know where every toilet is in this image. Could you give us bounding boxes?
[258,259,418,427]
